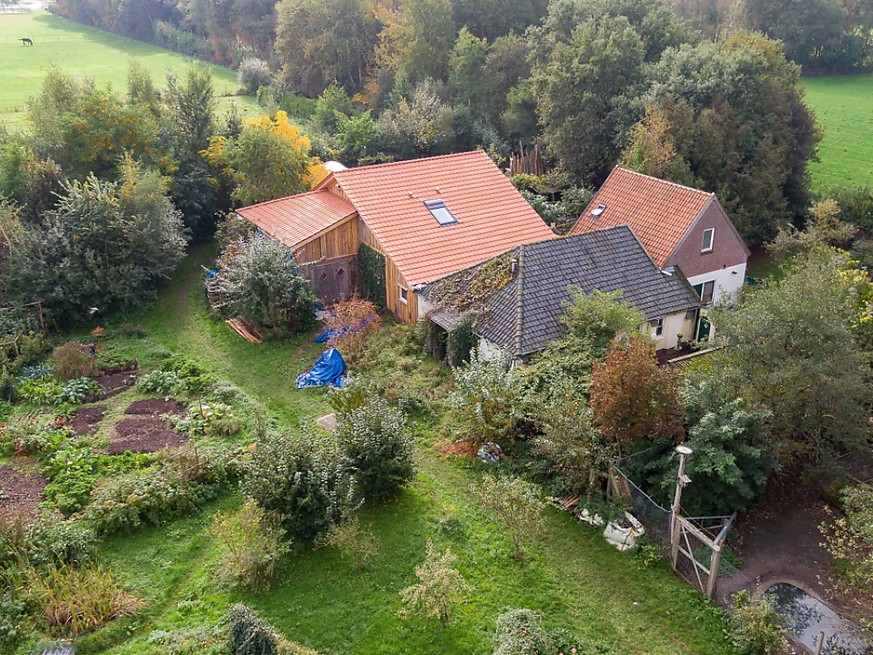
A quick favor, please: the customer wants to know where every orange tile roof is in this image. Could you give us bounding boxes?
[326,151,555,285]
[235,190,356,247]
[570,167,713,267]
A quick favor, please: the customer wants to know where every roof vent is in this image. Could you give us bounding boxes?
[661,267,675,277]
[590,203,606,220]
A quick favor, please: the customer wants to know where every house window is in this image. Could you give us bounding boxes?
[651,318,664,337]
[701,227,715,253]
[698,280,715,304]
[424,199,458,226]
[399,285,409,304]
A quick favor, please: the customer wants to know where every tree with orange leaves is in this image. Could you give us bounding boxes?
[202,111,327,206]
[589,336,685,456]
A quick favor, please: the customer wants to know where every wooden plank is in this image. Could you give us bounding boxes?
[226,318,263,344]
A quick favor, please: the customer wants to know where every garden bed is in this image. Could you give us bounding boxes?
[0,464,48,523]
[108,417,187,454]
[94,365,138,397]
[69,404,106,436]
[123,398,186,416]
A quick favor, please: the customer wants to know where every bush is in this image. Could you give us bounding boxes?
[0,594,27,652]
[229,604,281,655]
[446,315,476,367]
[137,369,183,395]
[323,297,382,365]
[26,519,97,568]
[51,342,99,380]
[820,483,873,596]
[0,374,16,403]
[221,238,317,339]
[397,541,470,623]
[493,609,552,655]
[210,499,288,590]
[321,518,379,569]
[471,476,546,560]
[161,354,217,395]
[728,591,788,655]
[84,461,226,535]
[238,58,273,94]
[327,377,380,418]
[447,350,525,445]
[24,563,142,637]
[1,418,68,456]
[336,397,414,501]
[241,428,359,545]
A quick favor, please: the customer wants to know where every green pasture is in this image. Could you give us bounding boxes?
[803,73,873,191]
[0,10,259,127]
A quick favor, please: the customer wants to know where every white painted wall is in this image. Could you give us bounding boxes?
[643,311,696,350]
[687,262,746,306]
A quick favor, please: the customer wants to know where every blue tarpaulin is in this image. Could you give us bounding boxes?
[296,348,347,389]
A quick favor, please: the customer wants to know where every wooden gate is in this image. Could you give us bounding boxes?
[300,255,359,304]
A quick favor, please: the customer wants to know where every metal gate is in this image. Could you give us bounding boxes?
[300,255,359,304]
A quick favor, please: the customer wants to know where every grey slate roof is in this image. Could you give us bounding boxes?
[421,226,700,358]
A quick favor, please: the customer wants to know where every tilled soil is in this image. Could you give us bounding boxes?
[108,416,187,454]
[69,404,107,436]
[94,367,138,397]
[0,465,48,524]
[124,398,186,416]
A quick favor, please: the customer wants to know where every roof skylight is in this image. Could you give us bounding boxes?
[424,199,458,226]
[590,203,606,219]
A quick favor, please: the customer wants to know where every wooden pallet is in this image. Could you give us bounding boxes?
[225,318,263,344]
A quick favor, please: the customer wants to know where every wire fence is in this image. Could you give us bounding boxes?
[609,449,672,546]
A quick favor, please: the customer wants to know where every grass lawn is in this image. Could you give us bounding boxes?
[30,246,736,655]
[803,73,873,192]
[0,11,259,128]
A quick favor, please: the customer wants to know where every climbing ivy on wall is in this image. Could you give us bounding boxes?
[359,243,386,310]
[447,315,477,367]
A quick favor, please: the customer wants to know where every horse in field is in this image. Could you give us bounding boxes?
[19,37,33,46]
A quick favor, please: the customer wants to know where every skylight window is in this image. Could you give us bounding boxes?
[590,203,606,220]
[424,199,458,226]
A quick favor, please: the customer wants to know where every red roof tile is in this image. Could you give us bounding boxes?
[570,167,713,267]
[235,190,356,247]
[326,151,555,285]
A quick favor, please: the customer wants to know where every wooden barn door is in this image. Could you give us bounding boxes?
[300,255,359,304]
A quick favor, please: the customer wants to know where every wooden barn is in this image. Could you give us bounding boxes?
[235,151,555,323]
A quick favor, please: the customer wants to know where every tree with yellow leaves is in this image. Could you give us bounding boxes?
[203,111,327,207]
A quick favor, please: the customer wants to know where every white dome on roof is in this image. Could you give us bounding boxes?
[324,160,348,172]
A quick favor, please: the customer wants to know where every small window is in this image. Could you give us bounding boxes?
[399,285,409,304]
[699,280,715,304]
[701,228,715,253]
[424,199,458,226]
[590,203,606,220]
[651,317,664,337]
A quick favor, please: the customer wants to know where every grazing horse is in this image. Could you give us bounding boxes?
[19,37,33,46]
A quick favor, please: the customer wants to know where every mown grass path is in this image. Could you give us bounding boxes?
[75,248,735,655]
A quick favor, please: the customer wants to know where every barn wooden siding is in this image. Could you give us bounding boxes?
[359,220,418,323]
[294,214,359,263]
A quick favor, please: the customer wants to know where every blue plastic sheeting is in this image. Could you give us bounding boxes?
[296,348,346,389]
[314,315,377,344]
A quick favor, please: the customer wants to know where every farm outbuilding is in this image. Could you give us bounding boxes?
[235,151,555,322]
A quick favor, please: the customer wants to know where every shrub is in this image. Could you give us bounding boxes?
[229,604,281,655]
[336,397,414,501]
[727,591,788,655]
[446,315,476,367]
[137,370,183,395]
[820,483,873,596]
[327,377,380,418]
[161,354,217,395]
[210,499,288,590]
[321,518,379,569]
[51,342,99,380]
[492,609,552,655]
[0,374,16,403]
[323,297,382,365]
[84,461,226,535]
[146,625,229,655]
[221,238,317,338]
[0,594,27,652]
[58,376,100,404]
[18,363,52,380]
[471,476,546,560]
[241,428,359,545]
[238,58,273,94]
[2,417,68,456]
[26,519,97,568]
[447,350,525,445]
[398,541,470,623]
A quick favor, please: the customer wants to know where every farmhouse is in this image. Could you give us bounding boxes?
[235,151,555,322]
[570,167,750,307]
[420,226,702,361]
